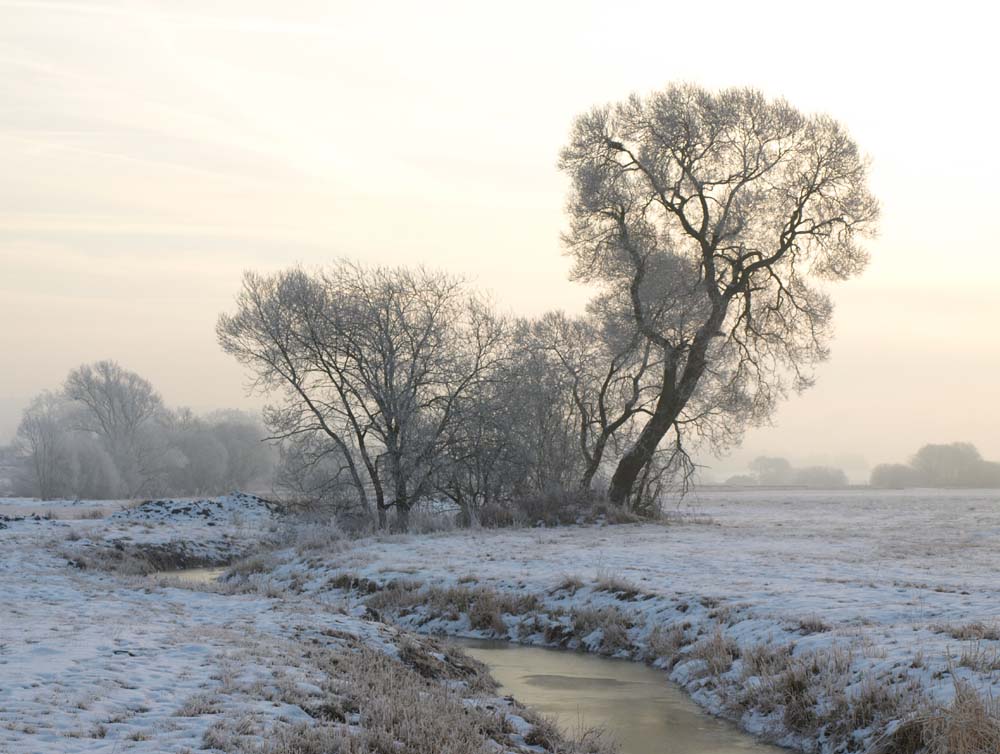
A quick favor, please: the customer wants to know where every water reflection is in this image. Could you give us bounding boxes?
[457,638,784,754]
[156,566,227,583]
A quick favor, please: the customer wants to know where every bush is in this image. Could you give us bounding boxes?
[792,466,848,488]
[870,463,922,488]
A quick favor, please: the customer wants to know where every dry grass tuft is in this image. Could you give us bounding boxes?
[930,622,1000,641]
[643,624,688,664]
[326,647,509,754]
[550,575,585,596]
[326,571,381,594]
[281,520,345,554]
[689,627,740,676]
[366,582,540,636]
[593,572,648,601]
[174,692,223,717]
[797,615,832,634]
[570,606,633,654]
[872,681,1000,754]
[225,554,277,580]
[518,706,619,754]
[958,642,1000,673]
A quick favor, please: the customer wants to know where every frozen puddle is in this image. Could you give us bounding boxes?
[458,639,784,754]
[157,566,228,583]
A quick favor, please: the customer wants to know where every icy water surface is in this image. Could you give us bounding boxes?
[157,566,228,583]
[458,639,784,754]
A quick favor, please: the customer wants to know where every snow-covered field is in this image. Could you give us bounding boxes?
[3,488,1000,753]
[0,496,562,753]
[263,488,1000,751]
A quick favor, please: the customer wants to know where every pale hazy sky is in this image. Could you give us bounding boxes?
[2,0,998,479]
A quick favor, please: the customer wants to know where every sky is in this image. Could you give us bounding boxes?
[2,0,998,481]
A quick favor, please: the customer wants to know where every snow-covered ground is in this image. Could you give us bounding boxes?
[0,496,562,753]
[4,488,1000,753]
[260,488,1000,751]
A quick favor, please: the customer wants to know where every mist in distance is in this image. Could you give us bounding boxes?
[2,0,998,478]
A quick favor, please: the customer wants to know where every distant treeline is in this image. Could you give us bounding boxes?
[724,457,849,488]
[721,444,1000,490]
[10,360,275,500]
[869,443,1000,488]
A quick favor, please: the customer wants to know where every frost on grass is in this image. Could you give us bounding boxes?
[0,494,615,754]
[282,488,1000,754]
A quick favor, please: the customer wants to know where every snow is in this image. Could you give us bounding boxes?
[4,487,1000,752]
[260,488,1000,749]
[1,497,398,752]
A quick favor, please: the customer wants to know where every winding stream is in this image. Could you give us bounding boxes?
[458,639,784,754]
[159,568,783,753]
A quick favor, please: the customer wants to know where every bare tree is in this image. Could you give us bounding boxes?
[559,84,879,505]
[749,456,793,485]
[64,360,165,497]
[218,261,507,530]
[14,392,71,499]
[530,311,658,491]
[431,363,524,523]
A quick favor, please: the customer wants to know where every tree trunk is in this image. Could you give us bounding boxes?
[607,404,676,505]
[579,434,610,491]
[394,502,410,531]
[608,314,722,505]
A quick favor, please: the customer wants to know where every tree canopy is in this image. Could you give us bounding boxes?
[559,84,879,503]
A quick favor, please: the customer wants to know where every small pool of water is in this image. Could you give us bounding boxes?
[457,639,783,754]
[156,566,228,583]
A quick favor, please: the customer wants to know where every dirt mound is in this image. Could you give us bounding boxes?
[111,492,282,527]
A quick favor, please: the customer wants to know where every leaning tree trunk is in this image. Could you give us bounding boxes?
[607,336,715,505]
[607,402,678,505]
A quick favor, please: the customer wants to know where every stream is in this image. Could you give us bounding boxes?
[159,569,783,753]
[458,638,784,754]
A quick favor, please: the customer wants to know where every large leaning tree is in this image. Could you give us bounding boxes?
[559,84,879,506]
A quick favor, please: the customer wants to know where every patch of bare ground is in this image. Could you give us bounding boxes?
[58,541,228,574]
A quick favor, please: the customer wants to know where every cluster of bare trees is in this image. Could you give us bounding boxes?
[725,456,849,488]
[13,360,274,499]
[216,263,653,528]
[871,443,1000,488]
[219,84,877,530]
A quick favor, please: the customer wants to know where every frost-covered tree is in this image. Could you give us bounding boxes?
[749,456,793,485]
[14,364,274,500]
[218,262,507,530]
[791,465,848,488]
[910,442,984,487]
[13,391,123,500]
[64,360,166,497]
[14,392,73,499]
[559,84,879,505]
[869,463,920,489]
[162,409,274,495]
[530,311,658,491]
